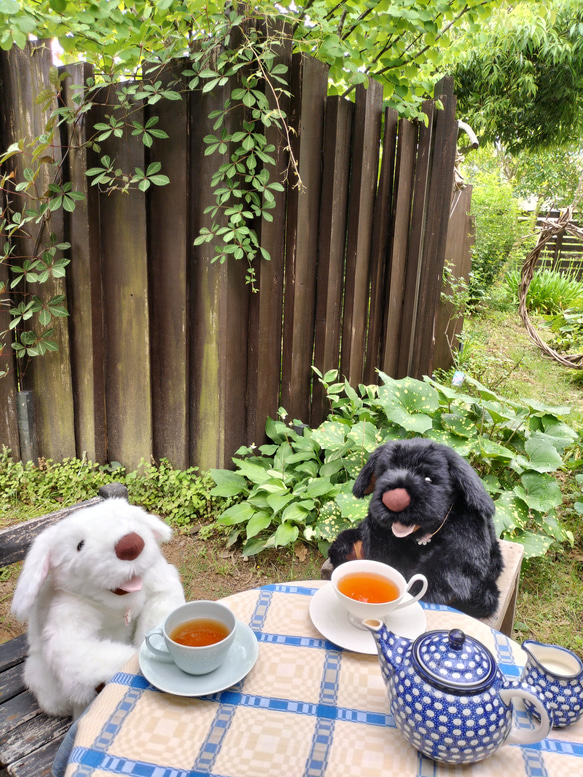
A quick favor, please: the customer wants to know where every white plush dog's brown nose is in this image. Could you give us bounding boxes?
[115,532,145,560]
[382,488,411,512]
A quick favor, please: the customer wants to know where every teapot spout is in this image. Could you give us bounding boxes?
[363,618,412,678]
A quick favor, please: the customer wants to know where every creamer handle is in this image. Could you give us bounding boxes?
[499,686,551,746]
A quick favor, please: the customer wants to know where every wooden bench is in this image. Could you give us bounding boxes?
[0,483,128,777]
[320,539,525,637]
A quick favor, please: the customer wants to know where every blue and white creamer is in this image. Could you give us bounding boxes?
[521,640,583,728]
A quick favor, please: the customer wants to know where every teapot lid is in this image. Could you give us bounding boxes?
[411,628,497,694]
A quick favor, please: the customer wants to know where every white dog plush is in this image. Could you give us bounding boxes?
[11,498,185,719]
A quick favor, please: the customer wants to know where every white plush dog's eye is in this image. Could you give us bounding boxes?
[77,540,85,551]
[425,477,433,483]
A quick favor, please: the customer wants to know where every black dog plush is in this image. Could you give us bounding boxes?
[328,438,503,618]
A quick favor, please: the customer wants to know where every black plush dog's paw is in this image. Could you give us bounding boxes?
[328,528,363,567]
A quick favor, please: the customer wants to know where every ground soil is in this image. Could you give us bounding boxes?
[0,529,325,644]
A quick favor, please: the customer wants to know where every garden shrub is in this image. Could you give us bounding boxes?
[469,171,522,306]
[505,268,583,314]
[0,452,227,529]
[210,369,577,560]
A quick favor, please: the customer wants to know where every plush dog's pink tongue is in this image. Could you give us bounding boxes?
[382,488,411,512]
[112,575,143,595]
[391,521,420,538]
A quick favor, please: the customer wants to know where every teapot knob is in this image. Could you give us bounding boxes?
[448,629,466,650]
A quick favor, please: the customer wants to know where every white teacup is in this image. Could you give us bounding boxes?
[331,559,428,626]
[145,600,236,675]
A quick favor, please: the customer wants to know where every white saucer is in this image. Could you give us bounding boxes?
[309,583,427,654]
[138,619,258,696]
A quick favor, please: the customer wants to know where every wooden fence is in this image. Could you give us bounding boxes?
[0,40,470,472]
[531,210,583,278]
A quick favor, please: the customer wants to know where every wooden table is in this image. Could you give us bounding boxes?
[54,580,583,777]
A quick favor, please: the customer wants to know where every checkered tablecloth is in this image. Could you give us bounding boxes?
[59,580,583,777]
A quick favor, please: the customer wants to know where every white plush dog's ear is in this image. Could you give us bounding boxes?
[135,508,173,544]
[11,528,54,621]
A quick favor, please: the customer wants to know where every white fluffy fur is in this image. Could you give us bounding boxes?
[11,499,185,719]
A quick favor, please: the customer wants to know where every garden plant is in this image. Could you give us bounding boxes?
[210,369,578,560]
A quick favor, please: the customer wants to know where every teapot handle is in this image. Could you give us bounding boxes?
[499,684,551,746]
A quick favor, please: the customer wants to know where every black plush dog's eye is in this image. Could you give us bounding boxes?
[77,540,85,552]
[425,477,433,483]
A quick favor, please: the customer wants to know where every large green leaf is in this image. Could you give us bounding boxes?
[493,492,529,535]
[273,522,299,547]
[311,420,348,450]
[231,458,272,485]
[315,500,352,541]
[209,468,248,497]
[522,433,564,472]
[377,375,438,433]
[217,502,256,526]
[246,510,272,538]
[335,491,369,523]
[514,472,562,513]
[511,531,555,559]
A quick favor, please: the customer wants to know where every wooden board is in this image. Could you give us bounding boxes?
[340,81,383,387]
[397,100,435,378]
[281,53,328,424]
[409,78,458,379]
[382,119,417,377]
[89,86,153,469]
[61,63,106,464]
[364,107,398,385]
[246,25,292,445]
[147,64,190,469]
[0,42,76,462]
[188,79,250,470]
[311,96,353,426]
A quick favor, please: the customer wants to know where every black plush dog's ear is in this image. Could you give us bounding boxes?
[353,445,387,497]
[443,447,495,517]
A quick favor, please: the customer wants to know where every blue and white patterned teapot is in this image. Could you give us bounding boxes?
[365,620,551,765]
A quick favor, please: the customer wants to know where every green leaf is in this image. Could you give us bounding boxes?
[377,374,439,433]
[273,522,299,547]
[514,472,562,513]
[246,510,272,539]
[217,502,255,526]
[209,468,248,497]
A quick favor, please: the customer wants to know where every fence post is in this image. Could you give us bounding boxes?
[0,40,76,462]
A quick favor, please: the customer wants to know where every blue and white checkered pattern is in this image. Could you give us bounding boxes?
[58,582,583,777]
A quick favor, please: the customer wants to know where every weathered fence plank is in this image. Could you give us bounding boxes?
[189,81,250,470]
[340,81,383,388]
[61,62,107,465]
[311,96,354,427]
[0,41,76,462]
[90,87,153,469]
[409,77,458,380]
[364,107,398,386]
[382,118,417,378]
[147,65,190,470]
[281,53,328,424]
[397,99,435,379]
[246,27,292,445]
[434,185,474,372]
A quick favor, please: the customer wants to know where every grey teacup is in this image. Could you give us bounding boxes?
[145,600,236,675]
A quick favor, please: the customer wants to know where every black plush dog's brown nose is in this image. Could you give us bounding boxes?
[115,532,145,560]
[382,488,411,512]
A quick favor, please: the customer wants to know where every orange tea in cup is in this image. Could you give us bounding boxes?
[170,618,230,647]
[337,572,400,603]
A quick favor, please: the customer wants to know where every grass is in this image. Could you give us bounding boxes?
[460,305,583,654]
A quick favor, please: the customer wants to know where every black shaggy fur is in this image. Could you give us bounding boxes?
[328,438,503,618]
